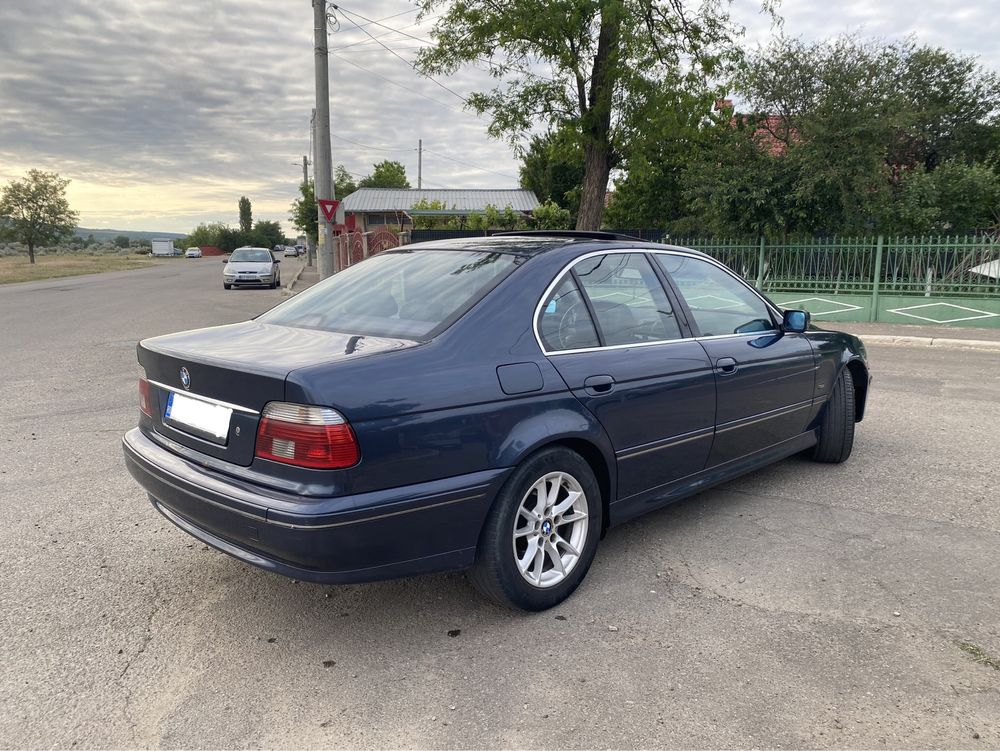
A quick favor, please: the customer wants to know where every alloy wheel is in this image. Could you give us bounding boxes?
[512,471,589,588]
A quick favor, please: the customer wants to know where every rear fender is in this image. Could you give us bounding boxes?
[490,399,618,531]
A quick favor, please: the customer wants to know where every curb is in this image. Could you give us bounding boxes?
[281,261,307,297]
[860,334,1000,351]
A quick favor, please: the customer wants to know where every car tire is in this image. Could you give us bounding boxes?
[468,447,602,611]
[223,283,232,290]
[811,367,856,463]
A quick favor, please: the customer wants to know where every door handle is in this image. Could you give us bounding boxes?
[583,374,615,395]
[716,357,738,375]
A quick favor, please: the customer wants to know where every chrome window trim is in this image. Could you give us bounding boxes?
[533,247,784,357]
[148,379,260,415]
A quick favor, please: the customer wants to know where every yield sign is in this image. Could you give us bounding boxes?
[318,199,340,223]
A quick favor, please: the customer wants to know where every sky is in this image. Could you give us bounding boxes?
[1,0,998,234]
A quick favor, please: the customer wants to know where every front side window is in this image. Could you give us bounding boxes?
[656,255,776,337]
[572,253,682,346]
[258,249,520,339]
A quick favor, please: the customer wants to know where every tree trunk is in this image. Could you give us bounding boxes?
[27,241,35,264]
[574,1,620,231]
[576,142,612,230]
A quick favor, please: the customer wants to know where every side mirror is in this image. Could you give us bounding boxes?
[222,258,228,263]
[274,259,281,264]
[782,309,810,333]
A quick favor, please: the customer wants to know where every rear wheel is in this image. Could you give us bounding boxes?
[468,447,602,610]
[812,367,856,463]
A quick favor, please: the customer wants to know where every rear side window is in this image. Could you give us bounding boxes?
[655,255,776,337]
[538,276,600,352]
[258,249,520,339]
[573,253,682,345]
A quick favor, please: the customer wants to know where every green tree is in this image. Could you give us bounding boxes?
[883,160,1000,234]
[531,200,573,229]
[679,117,806,237]
[290,180,318,245]
[335,165,358,198]
[238,196,253,234]
[184,222,228,248]
[113,234,131,249]
[519,130,585,219]
[410,198,461,229]
[417,0,749,230]
[0,169,79,264]
[217,226,245,254]
[604,84,716,230]
[705,36,1000,235]
[250,220,284,249]
[357,160,410,189]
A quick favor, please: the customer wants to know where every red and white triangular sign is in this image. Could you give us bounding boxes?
[318,199,340,223]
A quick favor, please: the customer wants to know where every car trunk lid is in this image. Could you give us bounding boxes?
[138,321,419,466]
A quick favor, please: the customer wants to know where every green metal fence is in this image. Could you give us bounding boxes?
[674,235,1000,327]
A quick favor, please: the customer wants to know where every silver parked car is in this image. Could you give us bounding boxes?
[222,247,281,290]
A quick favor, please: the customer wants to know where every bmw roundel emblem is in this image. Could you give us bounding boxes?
[179,367,191,390]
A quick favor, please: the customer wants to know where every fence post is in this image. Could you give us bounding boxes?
[755,236,766,290]
[869,235,884,322]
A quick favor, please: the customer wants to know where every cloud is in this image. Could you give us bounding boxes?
[0,0,519,232]
[1,0,997,232]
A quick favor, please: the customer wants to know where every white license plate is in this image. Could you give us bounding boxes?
[165,392,232,441]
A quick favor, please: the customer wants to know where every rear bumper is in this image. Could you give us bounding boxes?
[122,428,506,584]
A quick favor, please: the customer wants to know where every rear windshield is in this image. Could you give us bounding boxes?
[257,249,521,339]
[230,249,272,263]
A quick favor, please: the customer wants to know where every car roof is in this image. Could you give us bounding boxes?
[398,231,713,260]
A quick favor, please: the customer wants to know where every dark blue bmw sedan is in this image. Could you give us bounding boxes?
[123,232,870,610]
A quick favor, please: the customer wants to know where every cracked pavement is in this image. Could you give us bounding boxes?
[1,261,998,748]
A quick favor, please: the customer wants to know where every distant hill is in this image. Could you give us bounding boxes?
[75,227,186,242]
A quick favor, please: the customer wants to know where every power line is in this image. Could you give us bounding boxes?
[332,6,469,105]
[334,134,417,153]
[330,14,430,53]
[330,52,467,114]
[330,3,556,83]
[423,147,519,181]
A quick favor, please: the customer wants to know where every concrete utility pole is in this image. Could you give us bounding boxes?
[308,108,317,268]
[418,139,422,189]
[313,0,335,278]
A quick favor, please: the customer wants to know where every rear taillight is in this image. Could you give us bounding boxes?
[138,378,153,417]
[255,403,360,469]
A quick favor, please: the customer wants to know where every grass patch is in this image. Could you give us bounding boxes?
[0,254,159,284]
[955,640,1000,671]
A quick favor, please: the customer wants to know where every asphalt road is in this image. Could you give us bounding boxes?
[1,260,998,749]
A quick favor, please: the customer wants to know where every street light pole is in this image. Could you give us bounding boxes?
[313,0,335,278]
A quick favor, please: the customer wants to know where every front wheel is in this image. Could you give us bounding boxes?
[468,447,602,610]
[223,283,232,290]
[811,367,856,463]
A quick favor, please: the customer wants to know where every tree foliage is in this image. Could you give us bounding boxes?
[604,84,715,229]
[238,196,253,234]
[675,36,1000,237]
[519,130,585,219]
[410,198,458,229]
[335,164,358,198]
[357,160,410,189]
[290,180,318,244]
[418,0,750,230]
[0,169,79,264]
[531,200,573,229]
